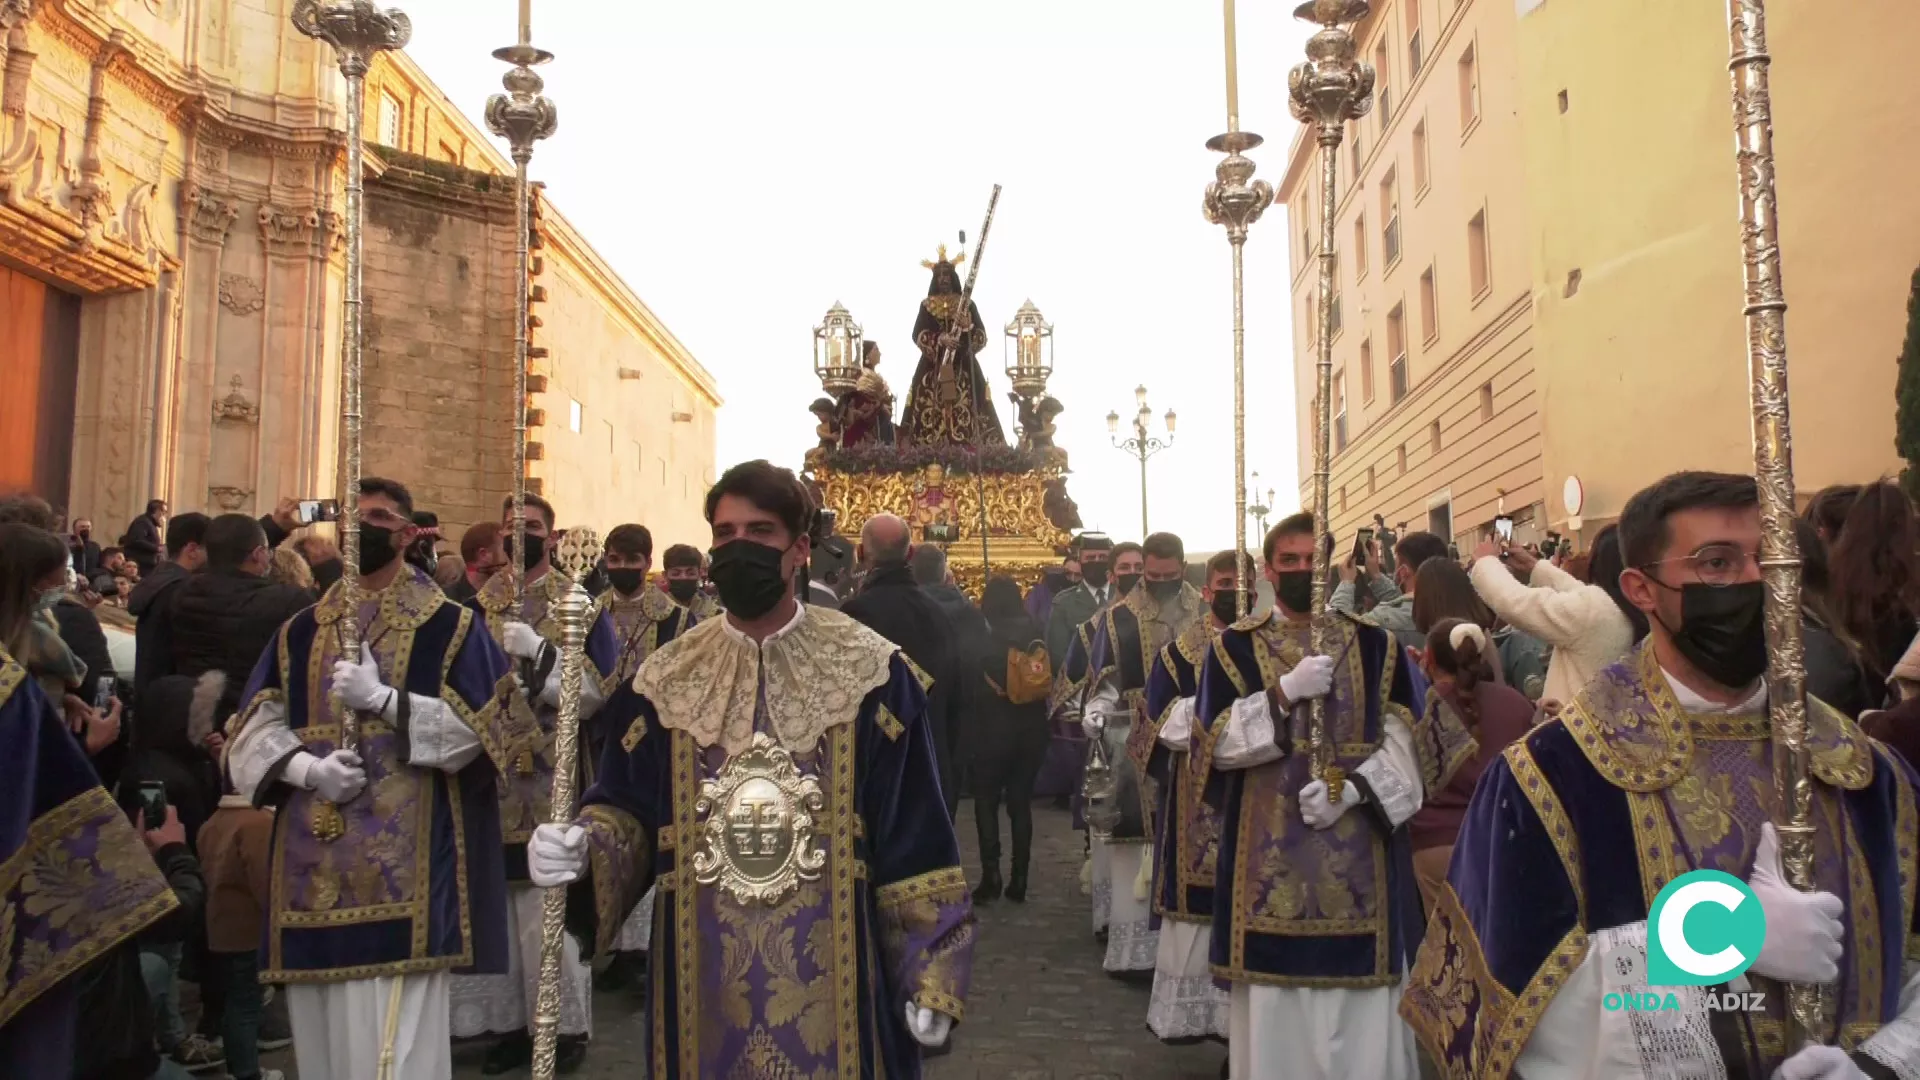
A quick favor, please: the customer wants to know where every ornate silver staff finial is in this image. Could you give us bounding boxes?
[488,25,558,620]
[1204,131,1274,623]
[1288,0,1373,802]
[291,0,410,843]
[531,525,598,1080]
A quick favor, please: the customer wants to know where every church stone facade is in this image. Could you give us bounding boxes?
[0,0,718,545]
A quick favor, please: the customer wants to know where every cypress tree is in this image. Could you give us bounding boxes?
[1899,267,1920,500]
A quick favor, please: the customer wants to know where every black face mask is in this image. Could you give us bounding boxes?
[1146,578,1183,604]
[708,539,790,619]
[312,558,345,593]
[1210,589,1253,626]
[1115,573,1141,598]
[1659,580,1768,690]
[505,532,547,572]
[1276,569,1315,615]
[668,579,700,605]
[358,526,400,576]
[607,567,646,596]
[1081,561,1110,588]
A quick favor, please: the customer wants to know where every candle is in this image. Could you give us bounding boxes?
[518,0,531,46]
[1224,0,1240,133]
[1020,331,1040,371]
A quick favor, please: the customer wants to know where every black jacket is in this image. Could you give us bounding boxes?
[52,599,126,788]
[128,560,191,702]
[169,568,313,718]
[72,842,203,1080]
[69,537,103,580]
[121,514,162,577]
[840,564,964,806]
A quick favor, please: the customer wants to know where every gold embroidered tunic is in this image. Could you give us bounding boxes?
[571,605,976,1079]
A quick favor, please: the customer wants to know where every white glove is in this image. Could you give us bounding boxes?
[331,644,392,714]
[502,621,548,662]
[1278,654,1336,706]
[304,749,367,803]
[904,1002,953,1048]
[1748,822,1845,984]
[1158,699,1193,750]
[528,823,586,887]
[1081,711,1106,738]
[1298,777,1363,830]
[1772,1045,1866,1080]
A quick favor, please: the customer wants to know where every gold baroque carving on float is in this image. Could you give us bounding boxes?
[812,465,1071,553]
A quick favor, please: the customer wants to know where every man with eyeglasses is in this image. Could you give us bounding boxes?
[226,477,525,1080]
[1403,471,1920,1079]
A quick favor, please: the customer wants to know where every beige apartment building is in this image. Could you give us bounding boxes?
[1279,0,1543,551]
[1281,0,1916,551]
[1,0,717,549]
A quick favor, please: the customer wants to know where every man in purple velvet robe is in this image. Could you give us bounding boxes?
[1193,512,1427,1080]
[592,523,695,993]
[528,460,975,1079]
[1402,472,1920,1079]
[227,477,524,1080]
[452,492,619,1072]
[0,644,181,1078]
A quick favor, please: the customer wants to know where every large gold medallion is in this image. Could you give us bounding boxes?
[692,732,828,906]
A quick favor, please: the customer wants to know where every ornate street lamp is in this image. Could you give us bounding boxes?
[1248,470,1274,538]
[1004,299,1053,397]
[1109,387,1175,538]
[812,301,864,397]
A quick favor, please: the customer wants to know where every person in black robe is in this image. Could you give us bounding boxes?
[900,251,1005,447]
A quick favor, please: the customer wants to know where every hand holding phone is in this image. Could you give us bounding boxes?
[1353,527,1374,570]
[1494,515,1515,543]
[297,499,341,525]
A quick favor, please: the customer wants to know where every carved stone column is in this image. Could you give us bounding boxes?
[171,180,242,513]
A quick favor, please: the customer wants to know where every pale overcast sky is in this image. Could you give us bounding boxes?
[400,0,1313,552]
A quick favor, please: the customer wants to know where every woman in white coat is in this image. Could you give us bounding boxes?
[1467,524,1644,707]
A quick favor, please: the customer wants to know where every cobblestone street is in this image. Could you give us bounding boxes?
[255,803,1222,1078]
[423,802,1224,1079]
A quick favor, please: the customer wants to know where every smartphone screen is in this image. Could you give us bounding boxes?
[1353,527,1374,567]
[298,499,341,525]
[1494,515,1514,542]
[137,781,168,827]
[94,675,114,712]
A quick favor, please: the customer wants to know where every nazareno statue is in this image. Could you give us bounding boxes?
[899,246,1006,447]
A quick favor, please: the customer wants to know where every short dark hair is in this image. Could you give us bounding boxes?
[460,521,501,564]
[0,495,57,529]
[146,499,167,515]
[101,545,124,562]
[605,524,654,561]
[1619,471,1758,570]
[1074,532,1112,554]
[164,512,211,557]
[1142,532,1185,563]
[703,460,813,541]
[662,543,703,570]
[1393,531,1449,573]
[205,513,268,571]
[1206,549,1256,581]
[1264,513,1315,565]
[1111,541,1144,565]
[501,493,555,530]
[360,476,415,518]
[411,510,439,528]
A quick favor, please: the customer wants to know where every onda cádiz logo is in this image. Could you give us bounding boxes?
[1602,869,1770,1014]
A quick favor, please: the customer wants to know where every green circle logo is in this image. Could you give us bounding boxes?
[1645,869,1767,986]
